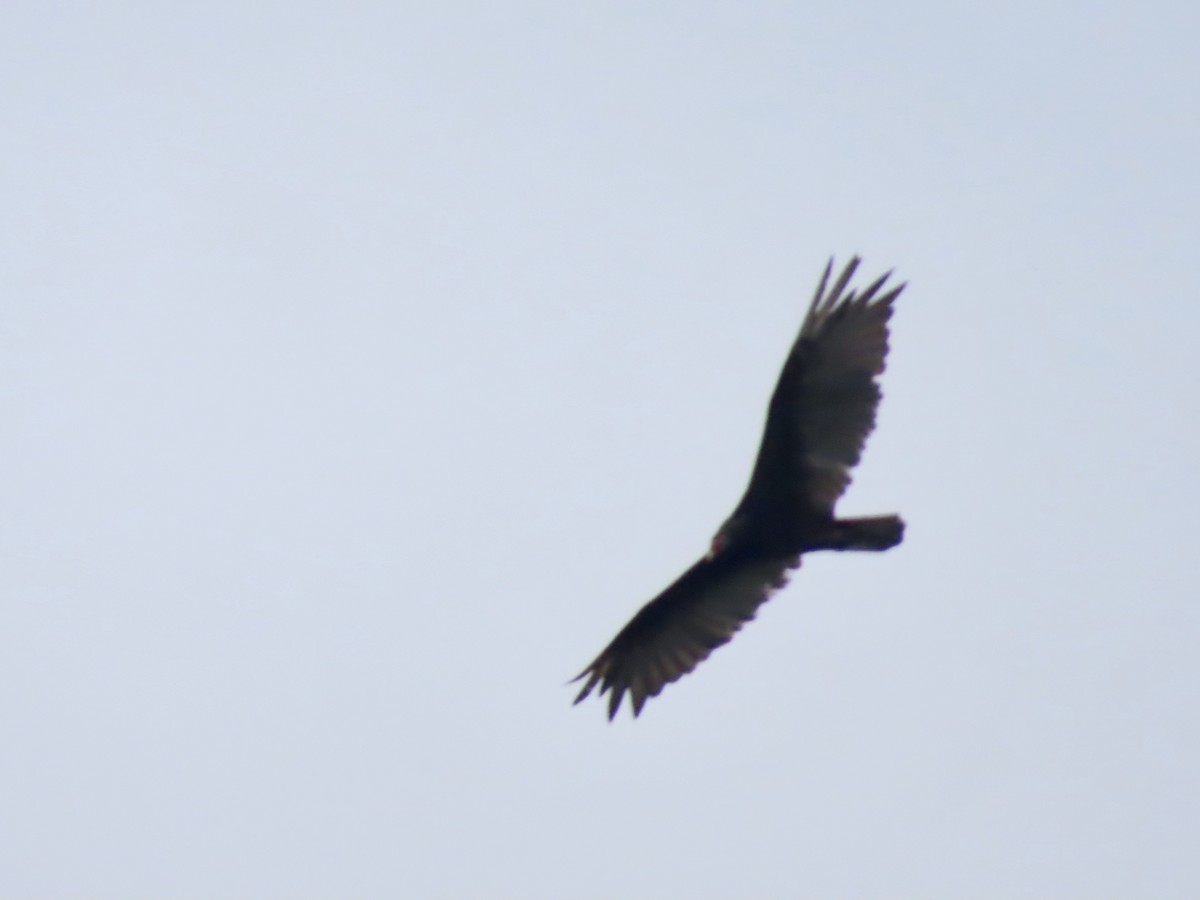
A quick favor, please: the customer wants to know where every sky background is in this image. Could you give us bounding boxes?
[4,2,1198,898]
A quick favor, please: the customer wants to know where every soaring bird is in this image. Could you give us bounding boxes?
[573,256,905,719]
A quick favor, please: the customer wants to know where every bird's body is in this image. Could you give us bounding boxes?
[573,257,905,719]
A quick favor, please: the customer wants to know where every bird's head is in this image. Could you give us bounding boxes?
[706,514,744,560]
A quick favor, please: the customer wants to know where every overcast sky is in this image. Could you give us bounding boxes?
[4,2,1198,898]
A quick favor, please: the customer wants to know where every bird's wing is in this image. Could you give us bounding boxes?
[741,257,902,516]
[572,553,799,719]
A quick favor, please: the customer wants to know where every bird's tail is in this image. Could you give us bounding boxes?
[824,515,904,551]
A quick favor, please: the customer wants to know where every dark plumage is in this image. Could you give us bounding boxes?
[573,257,905,719]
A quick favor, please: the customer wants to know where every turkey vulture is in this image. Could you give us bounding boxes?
[573,256,905,719]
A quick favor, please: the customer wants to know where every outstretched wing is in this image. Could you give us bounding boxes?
[740,257,903,517]
[573,553,799,719]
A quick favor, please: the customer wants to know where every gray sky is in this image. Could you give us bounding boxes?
[4,2,1198,897]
